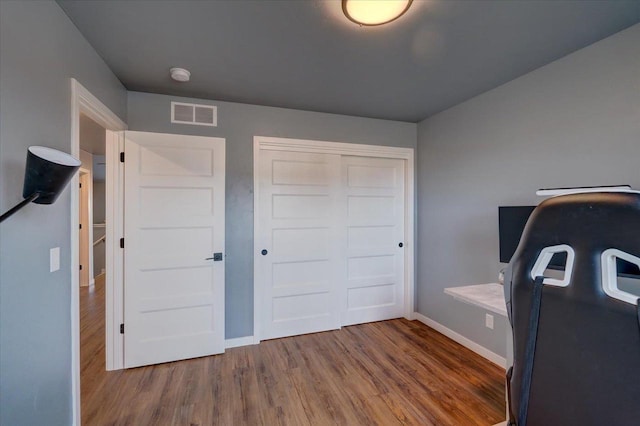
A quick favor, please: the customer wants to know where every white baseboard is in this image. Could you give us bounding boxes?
[225,335,256,349]
[413,312,506,369]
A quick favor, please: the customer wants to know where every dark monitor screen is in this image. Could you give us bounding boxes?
[499,206,535,264]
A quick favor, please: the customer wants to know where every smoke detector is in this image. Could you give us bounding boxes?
[170,67,191,82]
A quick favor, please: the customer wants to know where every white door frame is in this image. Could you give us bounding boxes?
[70,79,127,426]
[253,136,415,343]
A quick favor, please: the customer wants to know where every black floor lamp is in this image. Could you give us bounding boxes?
[0,146,81,223]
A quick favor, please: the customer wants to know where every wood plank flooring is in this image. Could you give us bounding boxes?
[80,283,505,425]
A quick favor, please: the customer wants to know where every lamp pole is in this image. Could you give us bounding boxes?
[0,193,40,223]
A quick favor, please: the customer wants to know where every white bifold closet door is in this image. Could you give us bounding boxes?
[258,149,405,340]
[124,131,225,368]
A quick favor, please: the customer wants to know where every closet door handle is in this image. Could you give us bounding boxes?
[261,249,268,256]
[398,242,404,248]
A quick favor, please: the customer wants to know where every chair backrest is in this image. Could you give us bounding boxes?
[506,192,640,425]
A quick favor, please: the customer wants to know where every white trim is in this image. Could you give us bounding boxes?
[252,140,262,344]
[536,186,636,197]
[255,136,414,159]
[104,129,125,372]
[253,136,415,343]
[71,79,126,426]
[601,249,640,305]
[225,336,257,349]
[87,166,94,289]
[530,244,575,287]
[413,312,507,369]
[404,146,416,319]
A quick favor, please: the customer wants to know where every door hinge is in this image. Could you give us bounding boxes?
[79,182,82,188]
[120,324,124,334]
[120,238,124,249]
[79,264,83,270]
[79,223,82,229]
[120,152,125,162]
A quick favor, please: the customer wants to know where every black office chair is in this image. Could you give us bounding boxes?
[504,191,640,426]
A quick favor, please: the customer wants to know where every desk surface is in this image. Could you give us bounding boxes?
[444,283,507,317]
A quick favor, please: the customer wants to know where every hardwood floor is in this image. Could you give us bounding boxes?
[80,283,505,425]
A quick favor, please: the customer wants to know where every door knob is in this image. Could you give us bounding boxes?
[398,242,404,248]
[261,249,268,255]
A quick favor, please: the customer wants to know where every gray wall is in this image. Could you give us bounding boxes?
[127,92,417,338]
[0,2,127,425]
[416,24,640,357]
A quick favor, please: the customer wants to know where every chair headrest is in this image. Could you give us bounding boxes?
[519,192,640,257]
[511,192,640,304]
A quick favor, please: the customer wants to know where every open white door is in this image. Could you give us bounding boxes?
[124,131,225,368]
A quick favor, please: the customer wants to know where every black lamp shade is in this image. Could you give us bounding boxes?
[22,146,81,204]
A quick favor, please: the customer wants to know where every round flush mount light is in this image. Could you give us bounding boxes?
[342,0,413,26]
[170,67,191,82]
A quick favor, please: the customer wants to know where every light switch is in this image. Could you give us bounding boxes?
[50,247,60,272]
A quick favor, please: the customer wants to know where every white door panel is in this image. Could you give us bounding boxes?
[342,156,405,326]
[124,131,225,368]
[258,150,341,340]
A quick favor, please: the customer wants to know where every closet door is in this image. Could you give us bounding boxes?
[341,156,405,326]
[257,150,342,340]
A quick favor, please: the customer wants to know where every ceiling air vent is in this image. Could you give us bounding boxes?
[171,101,217,127]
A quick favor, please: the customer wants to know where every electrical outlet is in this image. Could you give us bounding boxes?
[50,247,60,272]
[485,313,494,330]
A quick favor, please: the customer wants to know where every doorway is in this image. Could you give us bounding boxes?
[70,79,127,425]
[78,113,109,418]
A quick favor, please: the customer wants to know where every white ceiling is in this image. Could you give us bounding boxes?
[59,0,640,122]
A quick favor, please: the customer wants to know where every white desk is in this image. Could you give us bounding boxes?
[444,283,507,317]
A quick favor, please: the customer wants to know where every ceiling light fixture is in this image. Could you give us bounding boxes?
[170,67,191,82]
[342,0,413,26]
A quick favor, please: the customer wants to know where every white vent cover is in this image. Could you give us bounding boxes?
[171,101,217,127]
